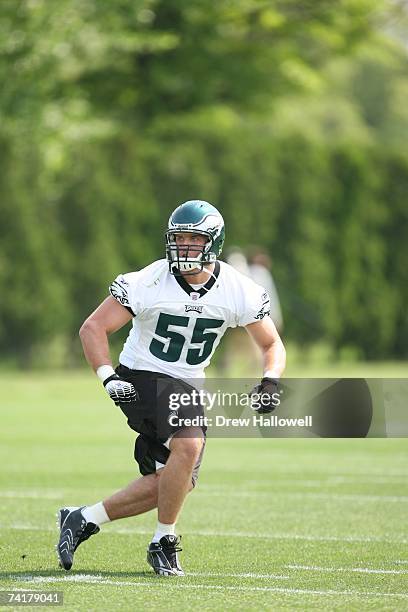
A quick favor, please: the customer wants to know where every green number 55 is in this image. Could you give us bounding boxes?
[149,313,224,365]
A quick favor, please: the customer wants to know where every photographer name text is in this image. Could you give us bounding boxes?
[168,414,313,428]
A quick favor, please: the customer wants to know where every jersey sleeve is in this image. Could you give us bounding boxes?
[237,283,271,327]
[109,273,140,317]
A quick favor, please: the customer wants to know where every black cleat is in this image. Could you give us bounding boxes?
[56,506,100,571]
[147,535,184,576]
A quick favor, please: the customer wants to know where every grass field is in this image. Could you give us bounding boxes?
[1,372,407,610]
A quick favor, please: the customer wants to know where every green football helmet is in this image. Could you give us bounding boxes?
[165,200,225,275]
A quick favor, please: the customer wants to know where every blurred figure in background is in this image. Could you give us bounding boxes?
[226,246,251,276]
[219,247,283,377]
[248,249,283,333]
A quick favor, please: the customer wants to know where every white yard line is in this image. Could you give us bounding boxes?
[2,522,407,544]
[2,489,408,503]
[0,491,64,499]
[7,574,408,599]
[0,524,49,531]
[112,527,408,544]
[326,476,408,484]
[198,491,408,502]
[206,475,408,488]
[287,564,408,575]
[10,571,289,581]
[187,571,289,579]
[236,470,408,478]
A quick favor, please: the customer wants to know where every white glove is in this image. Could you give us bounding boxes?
[103,374,139,405]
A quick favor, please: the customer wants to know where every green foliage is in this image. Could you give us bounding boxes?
[0,0,407,364]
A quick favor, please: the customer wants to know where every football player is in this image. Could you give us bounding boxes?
[56,200,286,576]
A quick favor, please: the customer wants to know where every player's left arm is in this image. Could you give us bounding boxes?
[245,316,286,379]
[245,317,286,413]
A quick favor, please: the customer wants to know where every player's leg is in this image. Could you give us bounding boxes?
[147,427,205,576]
[102,472,159,519]
[56,431,165,571]
[157,427,204,525]
[56,472,160,571]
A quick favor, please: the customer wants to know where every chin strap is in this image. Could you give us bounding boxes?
[189,264,217,294]
[172,262,216,278]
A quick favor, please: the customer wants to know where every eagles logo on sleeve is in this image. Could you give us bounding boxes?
[254,292,271,320]
[109,276,131,309]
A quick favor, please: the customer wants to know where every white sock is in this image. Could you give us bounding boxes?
[82,502,111,526]
[152,521,176,543]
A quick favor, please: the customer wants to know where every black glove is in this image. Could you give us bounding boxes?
[250,377,280,414]
[103,374,139,406]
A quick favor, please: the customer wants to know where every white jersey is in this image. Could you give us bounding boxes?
[109,259,270,380]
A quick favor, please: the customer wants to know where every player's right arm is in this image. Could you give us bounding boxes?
[79,296,133,370]
[79,296,137,404]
